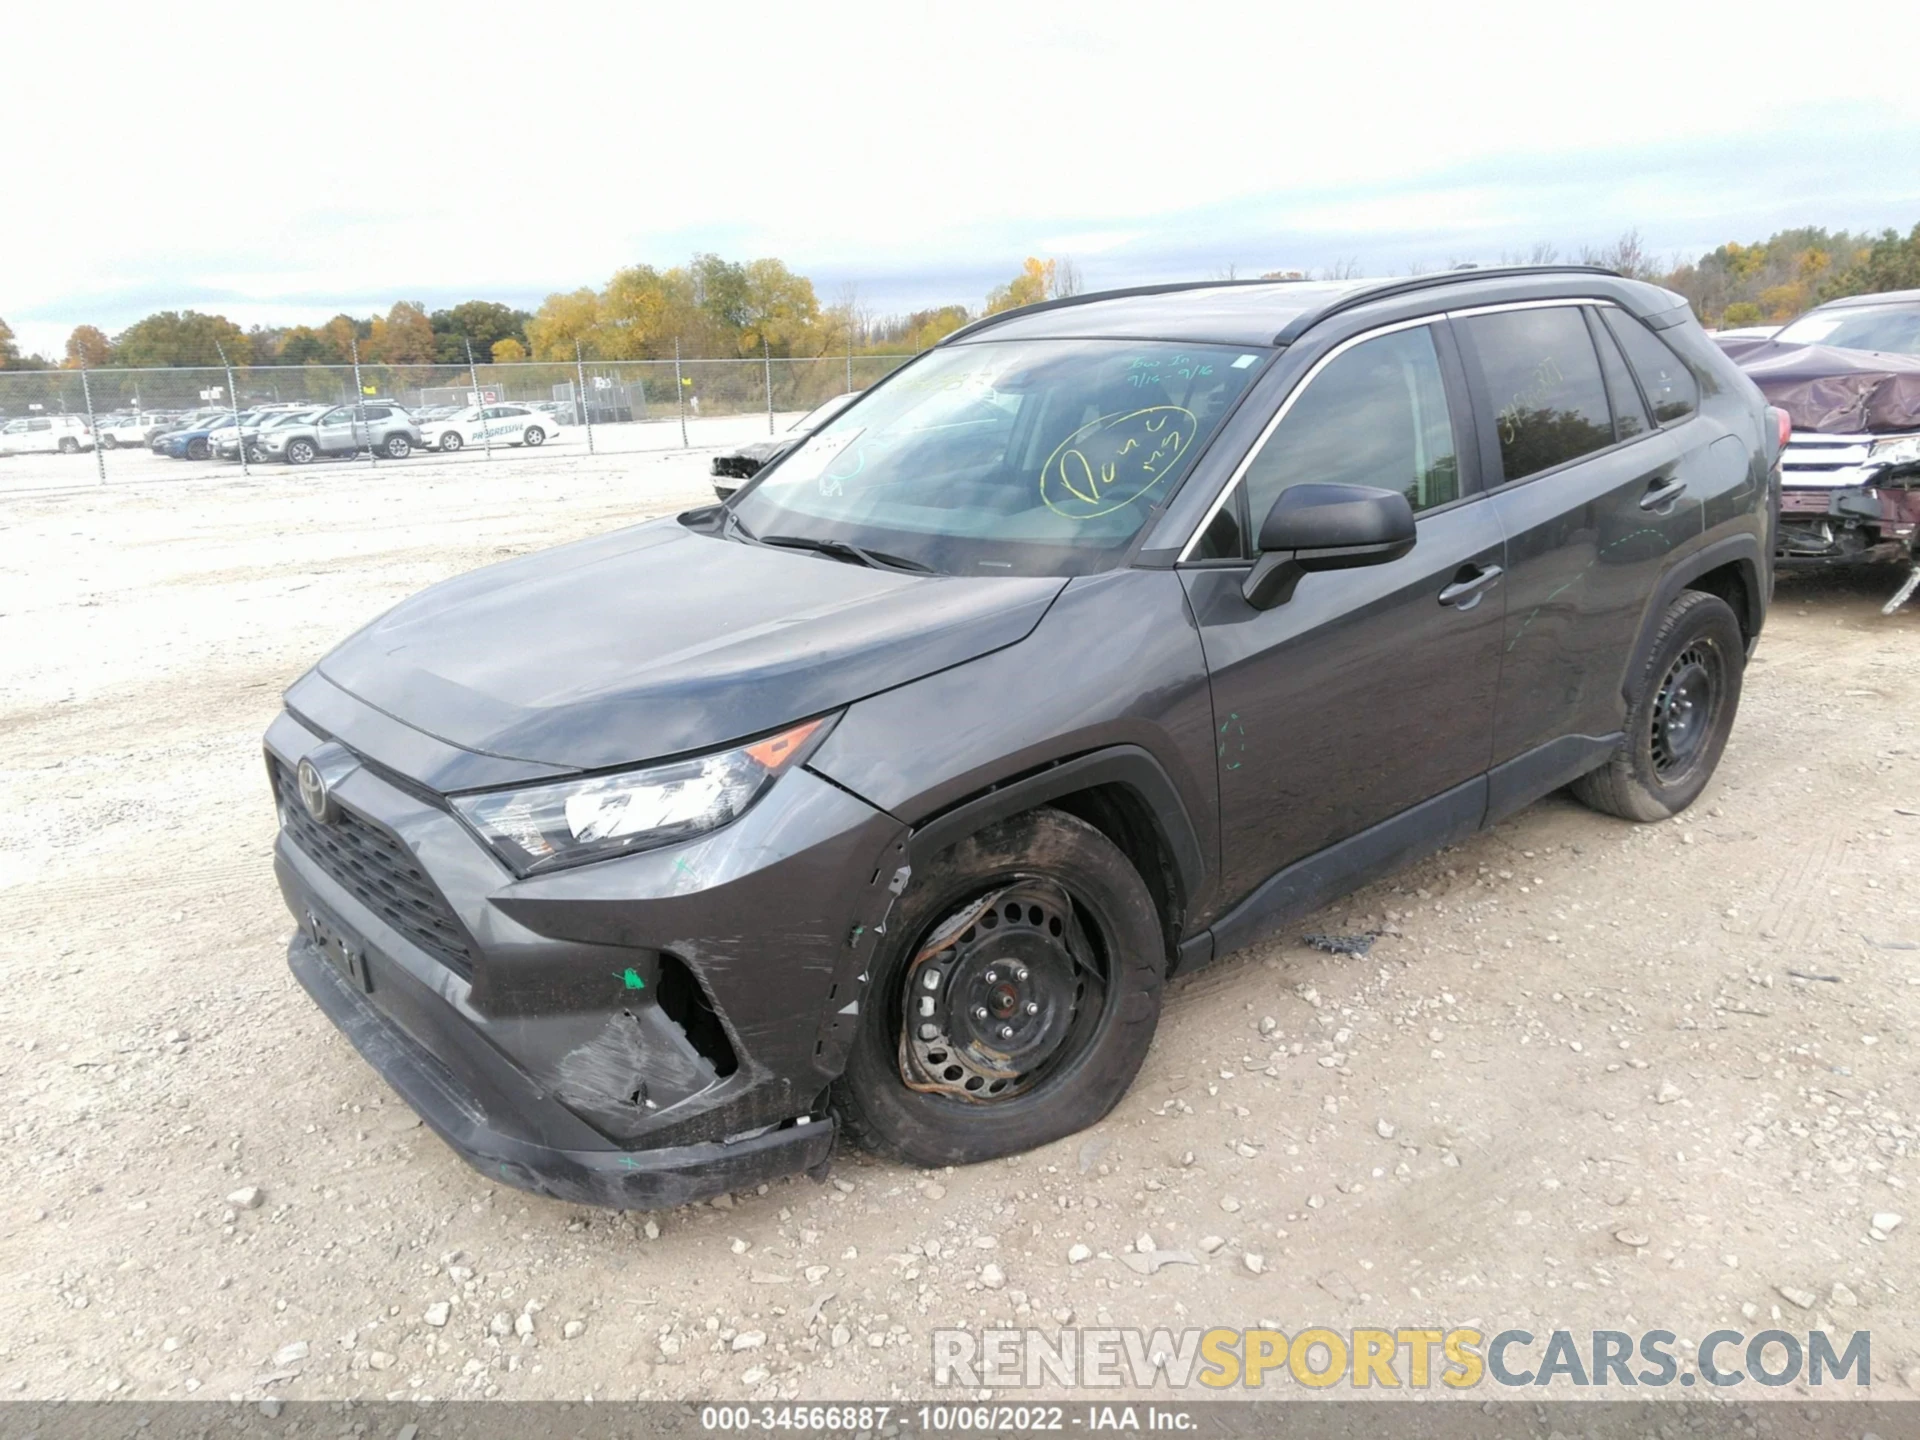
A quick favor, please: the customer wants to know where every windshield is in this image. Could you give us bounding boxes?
[792,392,859,432]
[729,339,1267,575]
[1774,302,1920,356]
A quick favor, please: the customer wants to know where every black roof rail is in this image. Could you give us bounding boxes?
[938,276,1315,346]
[1269,265,1624,345]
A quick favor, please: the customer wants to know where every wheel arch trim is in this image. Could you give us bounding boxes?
[899,745,1209,928]
[1621,533,1764,705]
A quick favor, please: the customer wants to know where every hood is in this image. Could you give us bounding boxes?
[1735,342,1920,434]
[316,516,1065,773]
[725,437,795,465]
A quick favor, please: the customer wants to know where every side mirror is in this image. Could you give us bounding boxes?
[1242,483,1417,609]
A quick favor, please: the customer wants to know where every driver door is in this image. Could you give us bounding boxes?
[1179,319,1507,919]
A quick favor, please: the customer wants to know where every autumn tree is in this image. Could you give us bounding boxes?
[61,325,112,369]
[431,301,531,364]
[525,288,603,360]
[366,301,436,365]
[490,337,527,362]
[1822,223,1920,299]
[986,257,1057,314]
[111,310,253,367]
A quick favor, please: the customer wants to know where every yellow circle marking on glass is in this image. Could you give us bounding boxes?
[1040,406,1198,518]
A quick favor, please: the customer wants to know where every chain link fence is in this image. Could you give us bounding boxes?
[0,352,916,489]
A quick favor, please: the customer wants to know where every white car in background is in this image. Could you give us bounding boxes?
[0,415,95,455]
[94,415,163,449]
[419,404,560,452]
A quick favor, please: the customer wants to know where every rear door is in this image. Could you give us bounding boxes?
[1180,319,1506,909]
[1454,302,1701,777]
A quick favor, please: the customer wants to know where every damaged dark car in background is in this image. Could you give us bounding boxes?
[1724,289,1920,610]
[266,268,1775,1210]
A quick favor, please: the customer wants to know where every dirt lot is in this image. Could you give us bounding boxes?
[0,452,1916,1405]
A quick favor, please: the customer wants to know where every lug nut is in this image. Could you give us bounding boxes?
[984,969,998,983]
[1014,966,1029,982]
[972,1006,989,1022]
[1024,1000,1039,1015]
[998,1025,1015,1040]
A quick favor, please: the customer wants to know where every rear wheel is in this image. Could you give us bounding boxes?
[383,434,411,459]
[100,434,118,450]
[58,437,81,454]
[1572,590,1743,822]
[439,431,462,452]
[523,425,546,447]
[831,808,1165,1167]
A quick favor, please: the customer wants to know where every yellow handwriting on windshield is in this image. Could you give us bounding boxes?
[1041,406,1198,519]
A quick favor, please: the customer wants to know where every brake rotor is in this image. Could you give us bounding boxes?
[898,879,1100,1102]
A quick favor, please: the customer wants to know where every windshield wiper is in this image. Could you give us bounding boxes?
[759,533,932,574]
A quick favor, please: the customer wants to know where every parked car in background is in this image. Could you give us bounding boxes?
[265,268,1775,1207]
[0,415,95,455]
[159,409,277,460]
[94,414,164,449]
[710,391,862,499]
[418,404,559,452]
[257,403,421,464]
[213,405,326,461]
[149,409,232,452]
[1729,289,1920,575]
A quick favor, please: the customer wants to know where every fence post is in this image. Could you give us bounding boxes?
[764,336,774,435]
[675,339,687,448]
[464,338,492,460]
[79,361,105,484]
[350,336,375,469]
[575,339,595,456]
[214,342,249,477]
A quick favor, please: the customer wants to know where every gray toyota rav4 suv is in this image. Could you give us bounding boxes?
[265,268,1779,1208]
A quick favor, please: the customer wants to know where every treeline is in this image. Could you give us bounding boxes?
[1661,222,1920,328]
[6,225,1916,372]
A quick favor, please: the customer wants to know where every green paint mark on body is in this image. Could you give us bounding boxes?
[620,967,646,991]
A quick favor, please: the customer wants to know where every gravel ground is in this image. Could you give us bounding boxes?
[0,451,1916,1405]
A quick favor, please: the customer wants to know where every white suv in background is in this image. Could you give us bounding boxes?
[0,415,95,455]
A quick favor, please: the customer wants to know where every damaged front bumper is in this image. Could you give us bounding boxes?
[1776,481,1920,566]
[265,699,910,1209]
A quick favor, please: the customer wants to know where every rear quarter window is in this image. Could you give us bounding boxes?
[1602,309,1698,424]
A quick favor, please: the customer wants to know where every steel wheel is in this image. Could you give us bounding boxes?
[1650,642,1719,780]
[899,880,1107,1103]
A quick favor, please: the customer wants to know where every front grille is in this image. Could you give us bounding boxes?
[270,757,474,976]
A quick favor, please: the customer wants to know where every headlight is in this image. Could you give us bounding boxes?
[1869,435,1920,468]
[451,717,830,875]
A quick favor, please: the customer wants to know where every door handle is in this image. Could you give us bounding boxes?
[1639,478,1688,511]
[1438,564,1502,609]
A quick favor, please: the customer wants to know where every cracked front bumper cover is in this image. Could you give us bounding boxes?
[289,932,836,1209]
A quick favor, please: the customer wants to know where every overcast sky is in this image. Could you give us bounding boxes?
[6,0,1918,358]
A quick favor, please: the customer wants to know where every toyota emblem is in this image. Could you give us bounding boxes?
[296,756,333,823]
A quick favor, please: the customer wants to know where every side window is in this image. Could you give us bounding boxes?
[318,408,348,426]
[1240,325,1460,542]
[29,418,51,432]
[1459,306,1615,481]
[1588,310,1651,441]
[1602,309,1698,424]
[361,406,391,420]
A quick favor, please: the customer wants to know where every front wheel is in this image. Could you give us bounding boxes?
[100,434,118,450]
[831,808,1165,1168]
[383,435,411,459]
[285,438,316,465]
[1572,590,1744,822]
[58,437,81,454]
[186,438,209,460]
[439,431,462,453]
[523,426,546,447]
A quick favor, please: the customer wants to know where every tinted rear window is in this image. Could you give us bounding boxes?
[1602,309,1698,424]
[1460,306,1615,481]
[1589,311,1651,441]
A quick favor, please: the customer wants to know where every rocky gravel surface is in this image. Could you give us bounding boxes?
[0,454,1915,1403]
